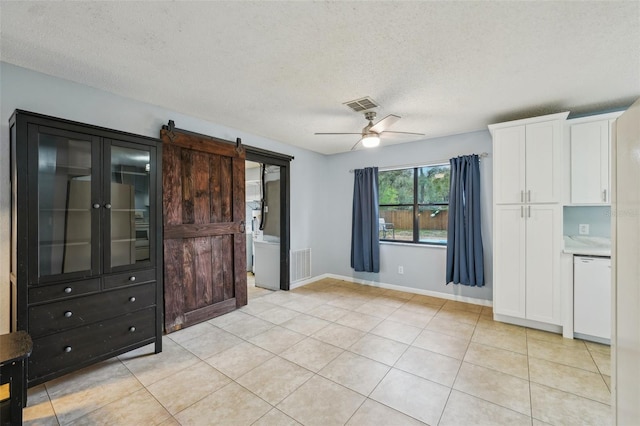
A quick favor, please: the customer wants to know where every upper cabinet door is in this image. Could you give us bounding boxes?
[525,120,561,203]
[570,120,610,204]
[28,124,101,284]
[104,139,157,273]
[493,126,526,204]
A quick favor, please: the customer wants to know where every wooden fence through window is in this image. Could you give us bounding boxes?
[380,210,448,231]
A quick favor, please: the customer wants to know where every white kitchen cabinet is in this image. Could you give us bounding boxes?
[494,204,562,325]
[490,112,568,205]
[493,205,526,318]
[490,112,567,330]
[525,205,562,324]
[574,256,611,342]
[568,113,622,205]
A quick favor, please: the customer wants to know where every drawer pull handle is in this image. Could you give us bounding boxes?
[129,326,136,332]
[64,311,73,318]
[64,287,72,294]
[105,203,112,209]
[129,297,136,302]
[129,276,136,282]
[93,203,100,209]
[64,346,72,353]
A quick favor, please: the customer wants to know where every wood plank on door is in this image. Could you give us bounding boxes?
[161,128,246,333]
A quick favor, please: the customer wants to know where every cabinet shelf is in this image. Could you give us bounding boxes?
[40,209,91,213]
[39,241,91,248]
[116,170,149,177]
[39,165,92,175]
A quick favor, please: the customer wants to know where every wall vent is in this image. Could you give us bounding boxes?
[290,248,311,282]
[343,97,379,113]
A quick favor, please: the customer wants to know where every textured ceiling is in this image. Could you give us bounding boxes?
[1,1,639,155]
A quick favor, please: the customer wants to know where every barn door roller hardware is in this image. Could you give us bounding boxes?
[161,120,244,153]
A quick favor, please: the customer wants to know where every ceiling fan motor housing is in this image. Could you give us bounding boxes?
[364,111,377,122]
[363,111,377,134]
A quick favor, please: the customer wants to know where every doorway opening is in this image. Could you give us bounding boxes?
[246,161,280,297]
[245,146,293,294]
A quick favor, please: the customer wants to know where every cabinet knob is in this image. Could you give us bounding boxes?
[93,203,100,209]
[64,311,73,318]
[129,276,136,282]
[64,346,72,353]
[64,287,72,294]
[104,203,112,209]
[129,326,136,332]
[129,296,136,302]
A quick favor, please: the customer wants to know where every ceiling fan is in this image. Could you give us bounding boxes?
[315,111,425,150]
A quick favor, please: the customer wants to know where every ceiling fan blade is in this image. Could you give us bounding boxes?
[314,132,363,135]
[379,130,425,136]
[370,114,401,133]
[350,139,362,151]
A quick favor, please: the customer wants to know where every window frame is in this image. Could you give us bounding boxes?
[378,163,450,245]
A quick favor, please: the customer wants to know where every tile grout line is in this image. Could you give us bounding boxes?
[434,315,478,425]
[526,329,535,424]
[116,357,177,424]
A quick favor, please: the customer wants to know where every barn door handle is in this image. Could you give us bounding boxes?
[240,221,245,233]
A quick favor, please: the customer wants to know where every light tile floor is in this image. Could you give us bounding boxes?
[23,278,612,425]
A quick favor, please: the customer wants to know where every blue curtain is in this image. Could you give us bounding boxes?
[351,167,380,272]
[446,155,484,286]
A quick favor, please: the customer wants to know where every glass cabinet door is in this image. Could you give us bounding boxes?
[30,125,101,283]
[106,141,155,271]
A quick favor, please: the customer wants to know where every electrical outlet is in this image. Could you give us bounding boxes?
[398,266,404,274]
[579,224,590,235]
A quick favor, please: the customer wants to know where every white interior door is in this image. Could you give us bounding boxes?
[612,97,640,424]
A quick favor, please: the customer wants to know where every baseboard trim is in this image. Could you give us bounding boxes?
[291,273,492,307]
[573,332,611,346]
[493,313,563,334]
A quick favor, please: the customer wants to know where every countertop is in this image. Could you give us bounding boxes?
[563,236,611,257]
[0,330,32,365]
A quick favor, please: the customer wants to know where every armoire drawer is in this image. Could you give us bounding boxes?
[28,283,156,338]
[28,278,101,304]
[104,269,156,289]
[28,307,156,382]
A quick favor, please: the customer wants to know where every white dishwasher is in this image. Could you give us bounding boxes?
[574,256,611,343]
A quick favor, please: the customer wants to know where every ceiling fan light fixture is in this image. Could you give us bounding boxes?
[361,133,380,148]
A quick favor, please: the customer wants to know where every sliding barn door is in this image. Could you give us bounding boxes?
[161,128,247,333]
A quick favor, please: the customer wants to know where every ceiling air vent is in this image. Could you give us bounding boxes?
[343,97,379,113]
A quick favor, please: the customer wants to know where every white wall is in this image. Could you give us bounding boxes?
[0,62,329,333]
[320,131,493,302]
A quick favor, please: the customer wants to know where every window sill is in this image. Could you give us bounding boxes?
[380,241,447,249]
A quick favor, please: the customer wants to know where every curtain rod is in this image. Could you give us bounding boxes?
[349,152,489,173]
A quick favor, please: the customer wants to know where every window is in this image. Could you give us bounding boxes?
[378,164,450,245]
